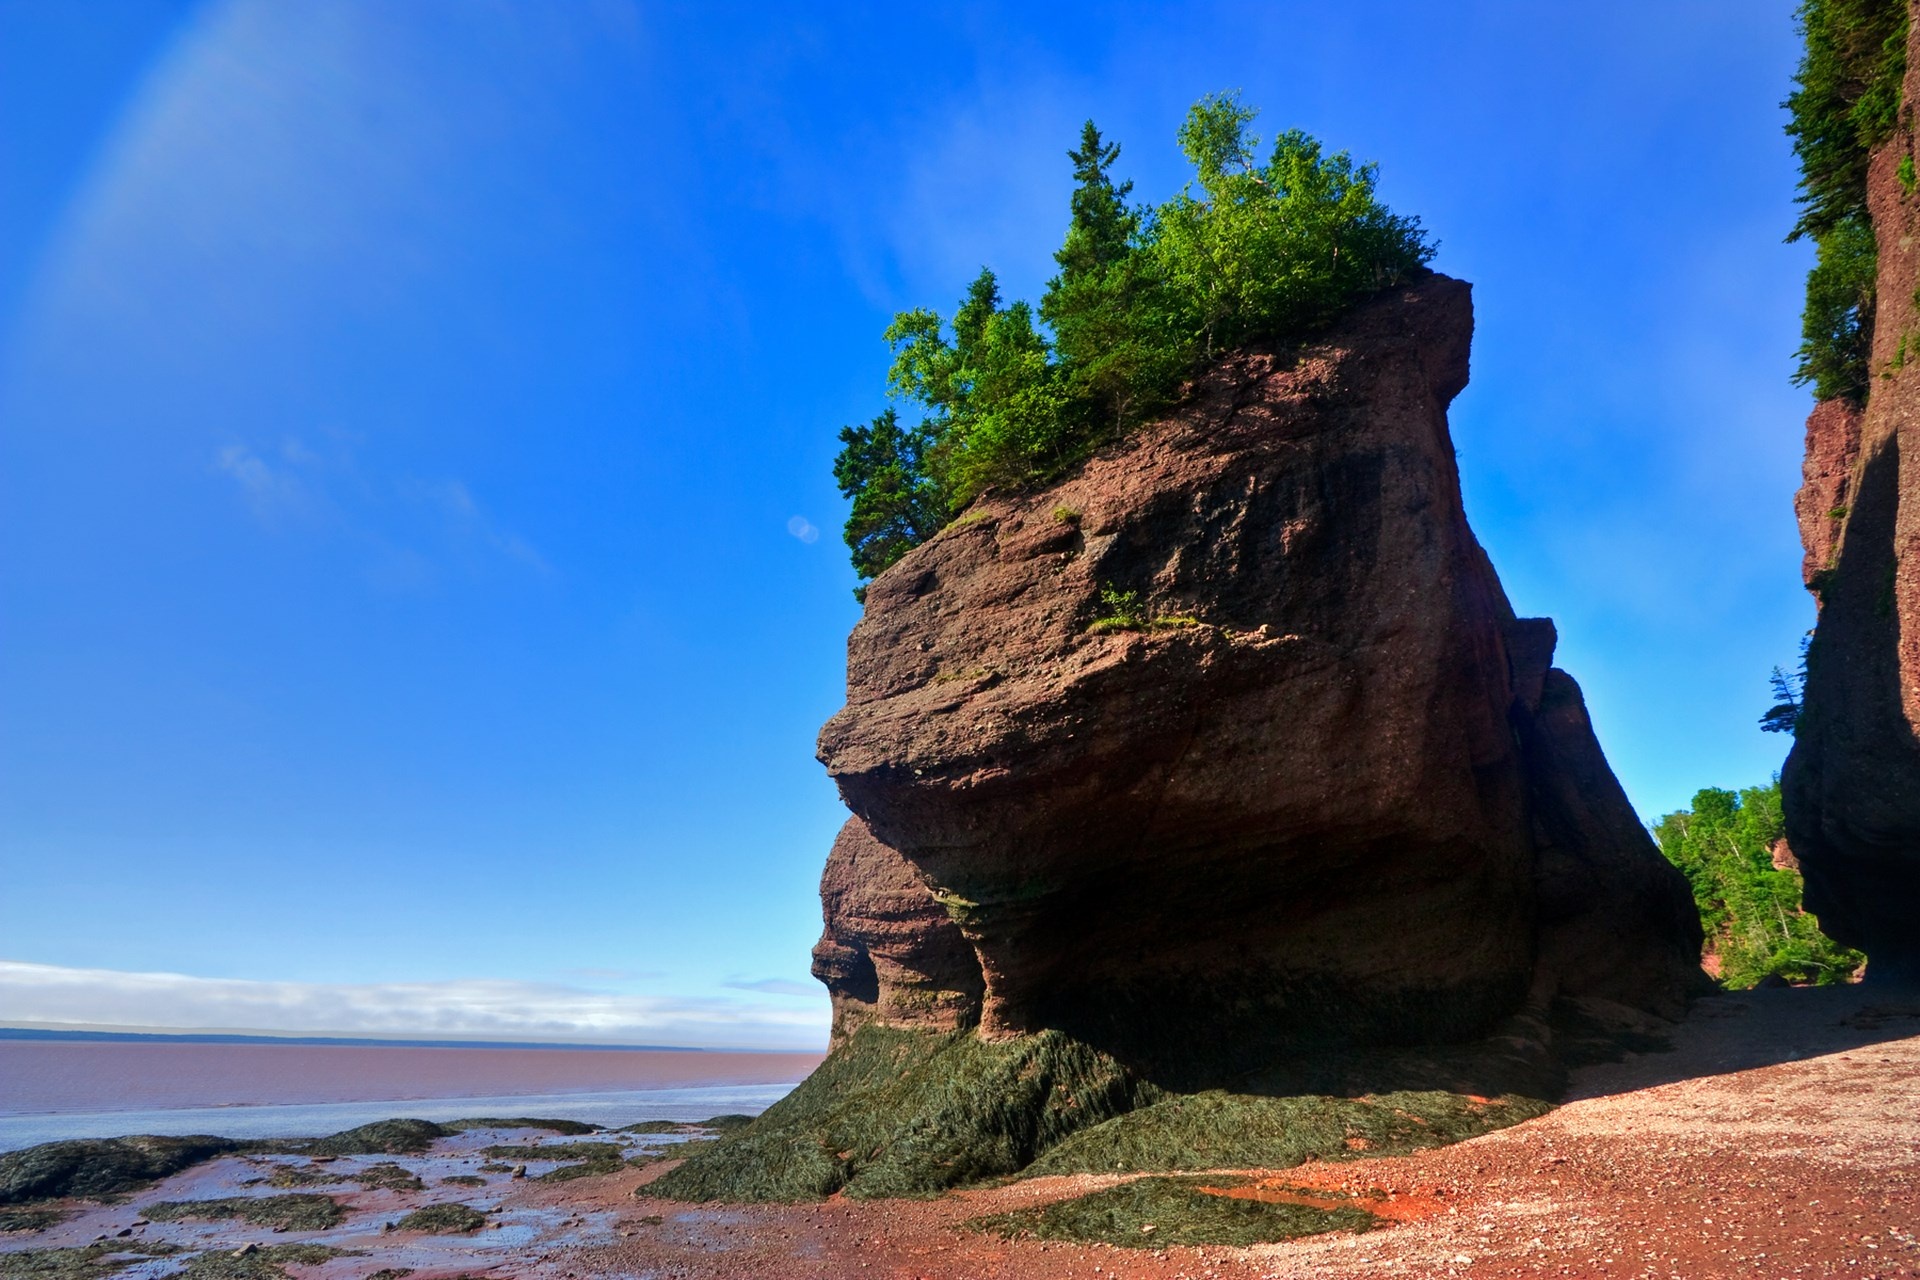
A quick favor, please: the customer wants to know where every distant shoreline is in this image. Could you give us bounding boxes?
[0,1025,820,1054]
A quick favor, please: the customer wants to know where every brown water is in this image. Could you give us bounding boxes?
[0,1039,823,1150]
[1,1040,820,1113]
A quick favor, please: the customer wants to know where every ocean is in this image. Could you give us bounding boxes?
[0,1035,823,1152]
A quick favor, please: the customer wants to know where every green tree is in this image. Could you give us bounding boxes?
[1150,94,1434,361]
[1653,779,1863,987]
[833,94,1436,586]
[1785,0,1908,400]
[833,409,946,584]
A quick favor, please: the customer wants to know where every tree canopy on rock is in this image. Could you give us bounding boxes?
[834,93,1436,586]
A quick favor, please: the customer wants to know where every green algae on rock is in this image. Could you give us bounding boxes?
[1022,1088,1552,1177]
[305,1120,447,1157]
[973,1175,1379,1247]
[144,1195,344,1231]
[394,1203,486,1234]
[1,1137,243,1205]
[648,1025,1158,1202]
[0,1240,181,1280]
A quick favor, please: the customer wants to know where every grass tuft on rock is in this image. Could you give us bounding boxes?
[649,1025,1160,1202]
[143,1195,344,1232]
[1,1137,242,1205]
[305,1120,446,1157]
[395,1203,486,1234]
[1023,1088,1552,1177]
[0,1208,66,1232]
[972,1175,1377,1247]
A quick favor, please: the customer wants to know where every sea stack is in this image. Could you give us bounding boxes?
[815,272,1703,1076]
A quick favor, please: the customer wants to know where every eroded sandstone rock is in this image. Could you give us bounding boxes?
[812,815,983,1047]
[816,274,1702,1078]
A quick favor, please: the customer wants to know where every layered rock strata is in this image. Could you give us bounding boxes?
[814,273,1703,1075]
[1783,16,1920,980]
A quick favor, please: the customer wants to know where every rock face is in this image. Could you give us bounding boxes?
[811,815,983,1046]
[813,273,1702,1076]
[1783,25,1920,980]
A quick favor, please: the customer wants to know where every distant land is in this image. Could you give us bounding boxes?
[0,1023,735,1052]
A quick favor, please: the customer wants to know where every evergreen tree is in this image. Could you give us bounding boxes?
[833,408,945,584]
[831,94,1436,586]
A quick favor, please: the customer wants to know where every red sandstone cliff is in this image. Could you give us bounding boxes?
[1782,13,1920,980]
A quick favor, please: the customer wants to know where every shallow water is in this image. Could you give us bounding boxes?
[0,1083,799,1151]
[0,1039,818,1151]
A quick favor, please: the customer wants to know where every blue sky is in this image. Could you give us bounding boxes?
[0,1,1812,1048]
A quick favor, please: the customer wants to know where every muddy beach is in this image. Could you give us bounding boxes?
[4,983,1914,1280]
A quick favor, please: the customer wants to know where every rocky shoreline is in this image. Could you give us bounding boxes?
[4,985,1912,1279]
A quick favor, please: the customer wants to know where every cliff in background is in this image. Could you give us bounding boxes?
[1784,10,1920,981]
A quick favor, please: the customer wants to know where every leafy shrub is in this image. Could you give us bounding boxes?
[1653,779,1863,987]
[835,94,1434,585]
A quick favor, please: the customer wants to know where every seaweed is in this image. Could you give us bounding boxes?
[1023,1088,1552,1177]
[175,1245,352,1280]
[478,1142,621,1163]
[650,1025,1159,1202]
[441,1118,600,1135]
[0,1137,241,1205]
[304,1120,446,1157]
[972,1175,1378,1247]
[350,1163,423,1191]
[394,1203,486,1234]
[143,1195,344,1232]
[0,1241,180,1280]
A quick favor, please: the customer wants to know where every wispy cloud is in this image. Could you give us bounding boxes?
[723,978,816,997]
[0,961,825,1050]
[213,434,548,583]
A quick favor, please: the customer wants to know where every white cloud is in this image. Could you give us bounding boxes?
[214,443,311,524]
[0,960,825,1050]
[212,436,548,579]
[786,515,820,544]
[723,978,816,997]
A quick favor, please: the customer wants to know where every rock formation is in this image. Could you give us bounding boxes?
[810,814,983,1044]
[1782,20,1920,982]
[813,273,1703,1076]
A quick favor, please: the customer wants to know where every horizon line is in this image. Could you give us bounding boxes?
[0,1021,826,1054]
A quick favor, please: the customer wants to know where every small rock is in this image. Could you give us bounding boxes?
[232,1243,259,1258]
[1451,1255,1473,1266]
[512,1165,527,1179]
[114,1228,133,1238]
